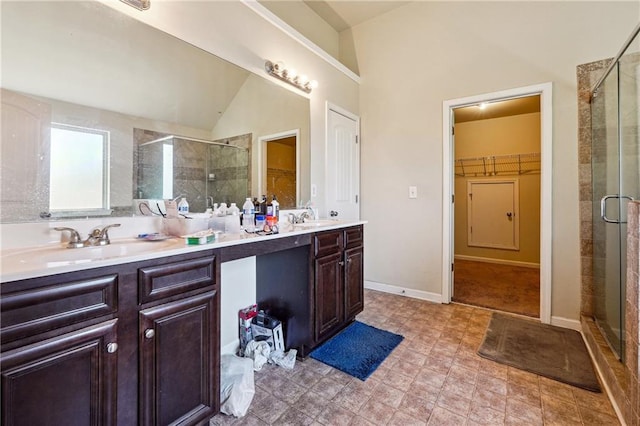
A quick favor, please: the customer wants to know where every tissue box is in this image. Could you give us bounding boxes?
[251,312,284,352]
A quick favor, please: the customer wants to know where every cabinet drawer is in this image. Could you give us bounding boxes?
[1,274,118,345]
[344,226,363,249]
[138,255,215,304]
[314,230,343,258]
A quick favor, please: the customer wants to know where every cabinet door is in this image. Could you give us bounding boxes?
[139,291,218,426]
[344,246,364,320]
[1,319,118,426]
[314,252,344,342]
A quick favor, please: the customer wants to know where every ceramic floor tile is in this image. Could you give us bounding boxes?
[388,410,428,426]
[397,392,435,420]
[468,399,506,425]
[427,406,467,425]
[216,290,621,425]
[294,390,330,418]
[315,404,355,426]
[477,372,508,395]
[274,406,315,426]
[506,397,544,424]
[436,389,472,417]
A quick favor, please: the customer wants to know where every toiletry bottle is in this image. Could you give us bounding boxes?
[267,195,280,220]
[253,197,260,216]
[242,198,255,232]
[178,197,189,215]
[259,195,267,216]
[229,202,240,216]
[219,202,227,216]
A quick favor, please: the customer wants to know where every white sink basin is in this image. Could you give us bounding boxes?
[293,219,339,228]
[1,237,183,267]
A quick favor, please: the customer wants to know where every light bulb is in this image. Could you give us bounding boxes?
[308,80,319,89]
[299,74,309,85]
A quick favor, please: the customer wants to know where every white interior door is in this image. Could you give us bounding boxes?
[326,106,359,220]
[1,89,51,221]
[467,179,520,250]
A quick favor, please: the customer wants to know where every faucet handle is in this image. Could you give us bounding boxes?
[54,227,84,248]
[98,224,121,242]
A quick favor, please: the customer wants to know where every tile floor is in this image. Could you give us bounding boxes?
[211,289,619,425]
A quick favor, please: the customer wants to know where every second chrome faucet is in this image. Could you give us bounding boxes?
[55,224,121,248]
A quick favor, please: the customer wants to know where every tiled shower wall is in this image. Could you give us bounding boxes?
[577,60,640,425]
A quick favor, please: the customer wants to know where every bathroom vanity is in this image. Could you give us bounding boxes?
[0,221,364,425]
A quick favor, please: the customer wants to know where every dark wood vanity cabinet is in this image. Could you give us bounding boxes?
[312,225,364,345]
[139,292,218,426]
[0,250,219,426]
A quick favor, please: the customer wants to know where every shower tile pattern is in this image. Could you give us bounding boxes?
[211,290,618,425]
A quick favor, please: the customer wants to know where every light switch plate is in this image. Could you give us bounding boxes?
[311,184,317,197]
[409,186,418,199]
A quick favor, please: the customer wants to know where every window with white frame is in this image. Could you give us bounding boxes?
[49,123,110,215]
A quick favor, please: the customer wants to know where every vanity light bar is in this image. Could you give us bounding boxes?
[120,0,150,11]
[265,60,318,94]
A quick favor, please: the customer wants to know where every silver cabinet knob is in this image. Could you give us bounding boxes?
[106,343,118,353]
[144,329,155,339]
[338,261,345,266]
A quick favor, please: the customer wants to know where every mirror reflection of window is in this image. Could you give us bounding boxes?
[162,143,173,199]
[49,123,109,213]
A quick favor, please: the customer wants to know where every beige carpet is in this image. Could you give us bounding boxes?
[453,259,540,317]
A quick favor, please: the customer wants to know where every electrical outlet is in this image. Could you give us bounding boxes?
[409,186,418,199]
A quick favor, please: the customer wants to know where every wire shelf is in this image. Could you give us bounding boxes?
[455,152,540,177]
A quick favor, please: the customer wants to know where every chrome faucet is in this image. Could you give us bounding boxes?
[54,223,121,248]
[85,224,121,246]
[54,227,84,249]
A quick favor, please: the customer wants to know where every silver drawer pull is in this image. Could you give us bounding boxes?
[144,329,155,339]
[106,343,118,353]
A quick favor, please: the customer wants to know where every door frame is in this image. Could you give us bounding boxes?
[325,102,361,220]
[442,82,553,324]
[257,129,300,205]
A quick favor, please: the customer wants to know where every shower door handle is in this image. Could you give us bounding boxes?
[600,194,634,224]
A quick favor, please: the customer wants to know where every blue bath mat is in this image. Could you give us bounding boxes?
[309,321,404,380]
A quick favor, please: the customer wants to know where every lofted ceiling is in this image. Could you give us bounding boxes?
[303,0,410,32]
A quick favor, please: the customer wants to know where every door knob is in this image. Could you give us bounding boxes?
[144,329,155,339]
[106,343,118,353]
[506,212,513,218]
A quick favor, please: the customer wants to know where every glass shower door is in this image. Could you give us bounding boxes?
[591,29,640,360]
[591,62,624,359]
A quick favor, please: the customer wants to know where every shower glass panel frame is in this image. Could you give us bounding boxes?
[591,27,640,361]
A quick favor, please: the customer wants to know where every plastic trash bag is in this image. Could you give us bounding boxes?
[220,355,255,417]
[244,340,271,371]
[270,349,297,369]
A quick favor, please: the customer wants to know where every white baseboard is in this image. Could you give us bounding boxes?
[221,339,239,355]
[551,316,581,331]
[364,280,443,304]
[454,254,540,269]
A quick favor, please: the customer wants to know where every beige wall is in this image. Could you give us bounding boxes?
[351,1,639,321]
[454,113,541,264]
[258,1,340,59]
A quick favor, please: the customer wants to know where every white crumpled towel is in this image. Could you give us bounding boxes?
[243,340,271,371]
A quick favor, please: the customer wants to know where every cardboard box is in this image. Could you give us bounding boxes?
[251,312,284,352]
[238,304,258,356]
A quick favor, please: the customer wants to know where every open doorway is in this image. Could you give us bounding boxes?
[442,83,553,323]
[258,130,300,209]
[452,96,541,317]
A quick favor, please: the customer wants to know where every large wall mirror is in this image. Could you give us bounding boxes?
[0,1,310,223]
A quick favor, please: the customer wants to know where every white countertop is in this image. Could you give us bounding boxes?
[1,220,365,283]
